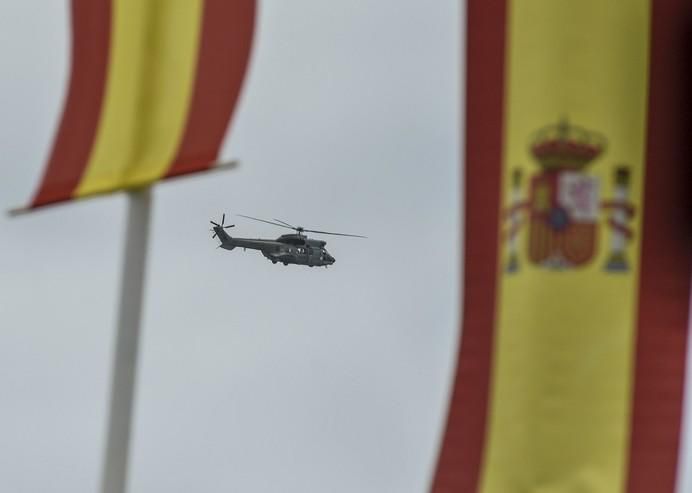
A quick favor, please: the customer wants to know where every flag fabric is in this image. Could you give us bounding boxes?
[30,0,256,209]
[432,1,692,492]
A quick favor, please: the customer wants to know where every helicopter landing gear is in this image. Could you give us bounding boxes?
[283,262,288,266]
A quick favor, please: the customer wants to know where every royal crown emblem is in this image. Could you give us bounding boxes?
[504,119,635,272]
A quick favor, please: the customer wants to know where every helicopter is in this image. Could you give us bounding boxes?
[210,214,366,267]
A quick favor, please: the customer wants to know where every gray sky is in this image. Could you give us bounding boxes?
[4,3,690,493]
[0,2,461,492]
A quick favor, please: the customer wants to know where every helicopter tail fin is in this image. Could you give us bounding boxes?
[212,226,235,250]
[210,214,236,249]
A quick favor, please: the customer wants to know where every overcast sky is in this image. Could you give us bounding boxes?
[3,3,692,493]
[0,2,462,492]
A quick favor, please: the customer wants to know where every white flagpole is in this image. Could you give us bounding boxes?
[6,160,239,493]
[101,186,152,493]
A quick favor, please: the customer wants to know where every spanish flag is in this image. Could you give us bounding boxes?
[432,1,691,492]
[29,0,255,209]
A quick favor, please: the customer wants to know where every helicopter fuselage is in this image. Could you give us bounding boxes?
[213,228,335,267]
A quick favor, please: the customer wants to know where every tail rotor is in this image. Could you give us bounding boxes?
[210,213,234,239]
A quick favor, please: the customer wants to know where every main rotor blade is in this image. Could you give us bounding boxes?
[237,214,294,230]
[273,218,295,228]
[210,221,220,227]
[222,213,226,226]
[237,215,366,238]
[302,228,367,238]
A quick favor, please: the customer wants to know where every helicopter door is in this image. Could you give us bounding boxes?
[296,246,309,264]
[306,246,316,266]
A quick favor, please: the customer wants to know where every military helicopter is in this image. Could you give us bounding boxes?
[210,214,366,267]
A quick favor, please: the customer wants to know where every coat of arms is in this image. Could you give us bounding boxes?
[504,120,635,273]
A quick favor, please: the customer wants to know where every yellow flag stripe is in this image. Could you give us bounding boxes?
[479,2,650,492]
[75,0,204,197]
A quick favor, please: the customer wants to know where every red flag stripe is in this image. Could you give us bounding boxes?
[625,0,692,491]
[31,0,111,207]
[166,0,256,178]
[430,0,507,490]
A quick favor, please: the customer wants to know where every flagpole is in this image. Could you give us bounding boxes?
[101,186,152,493]
[6,161,240,491]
